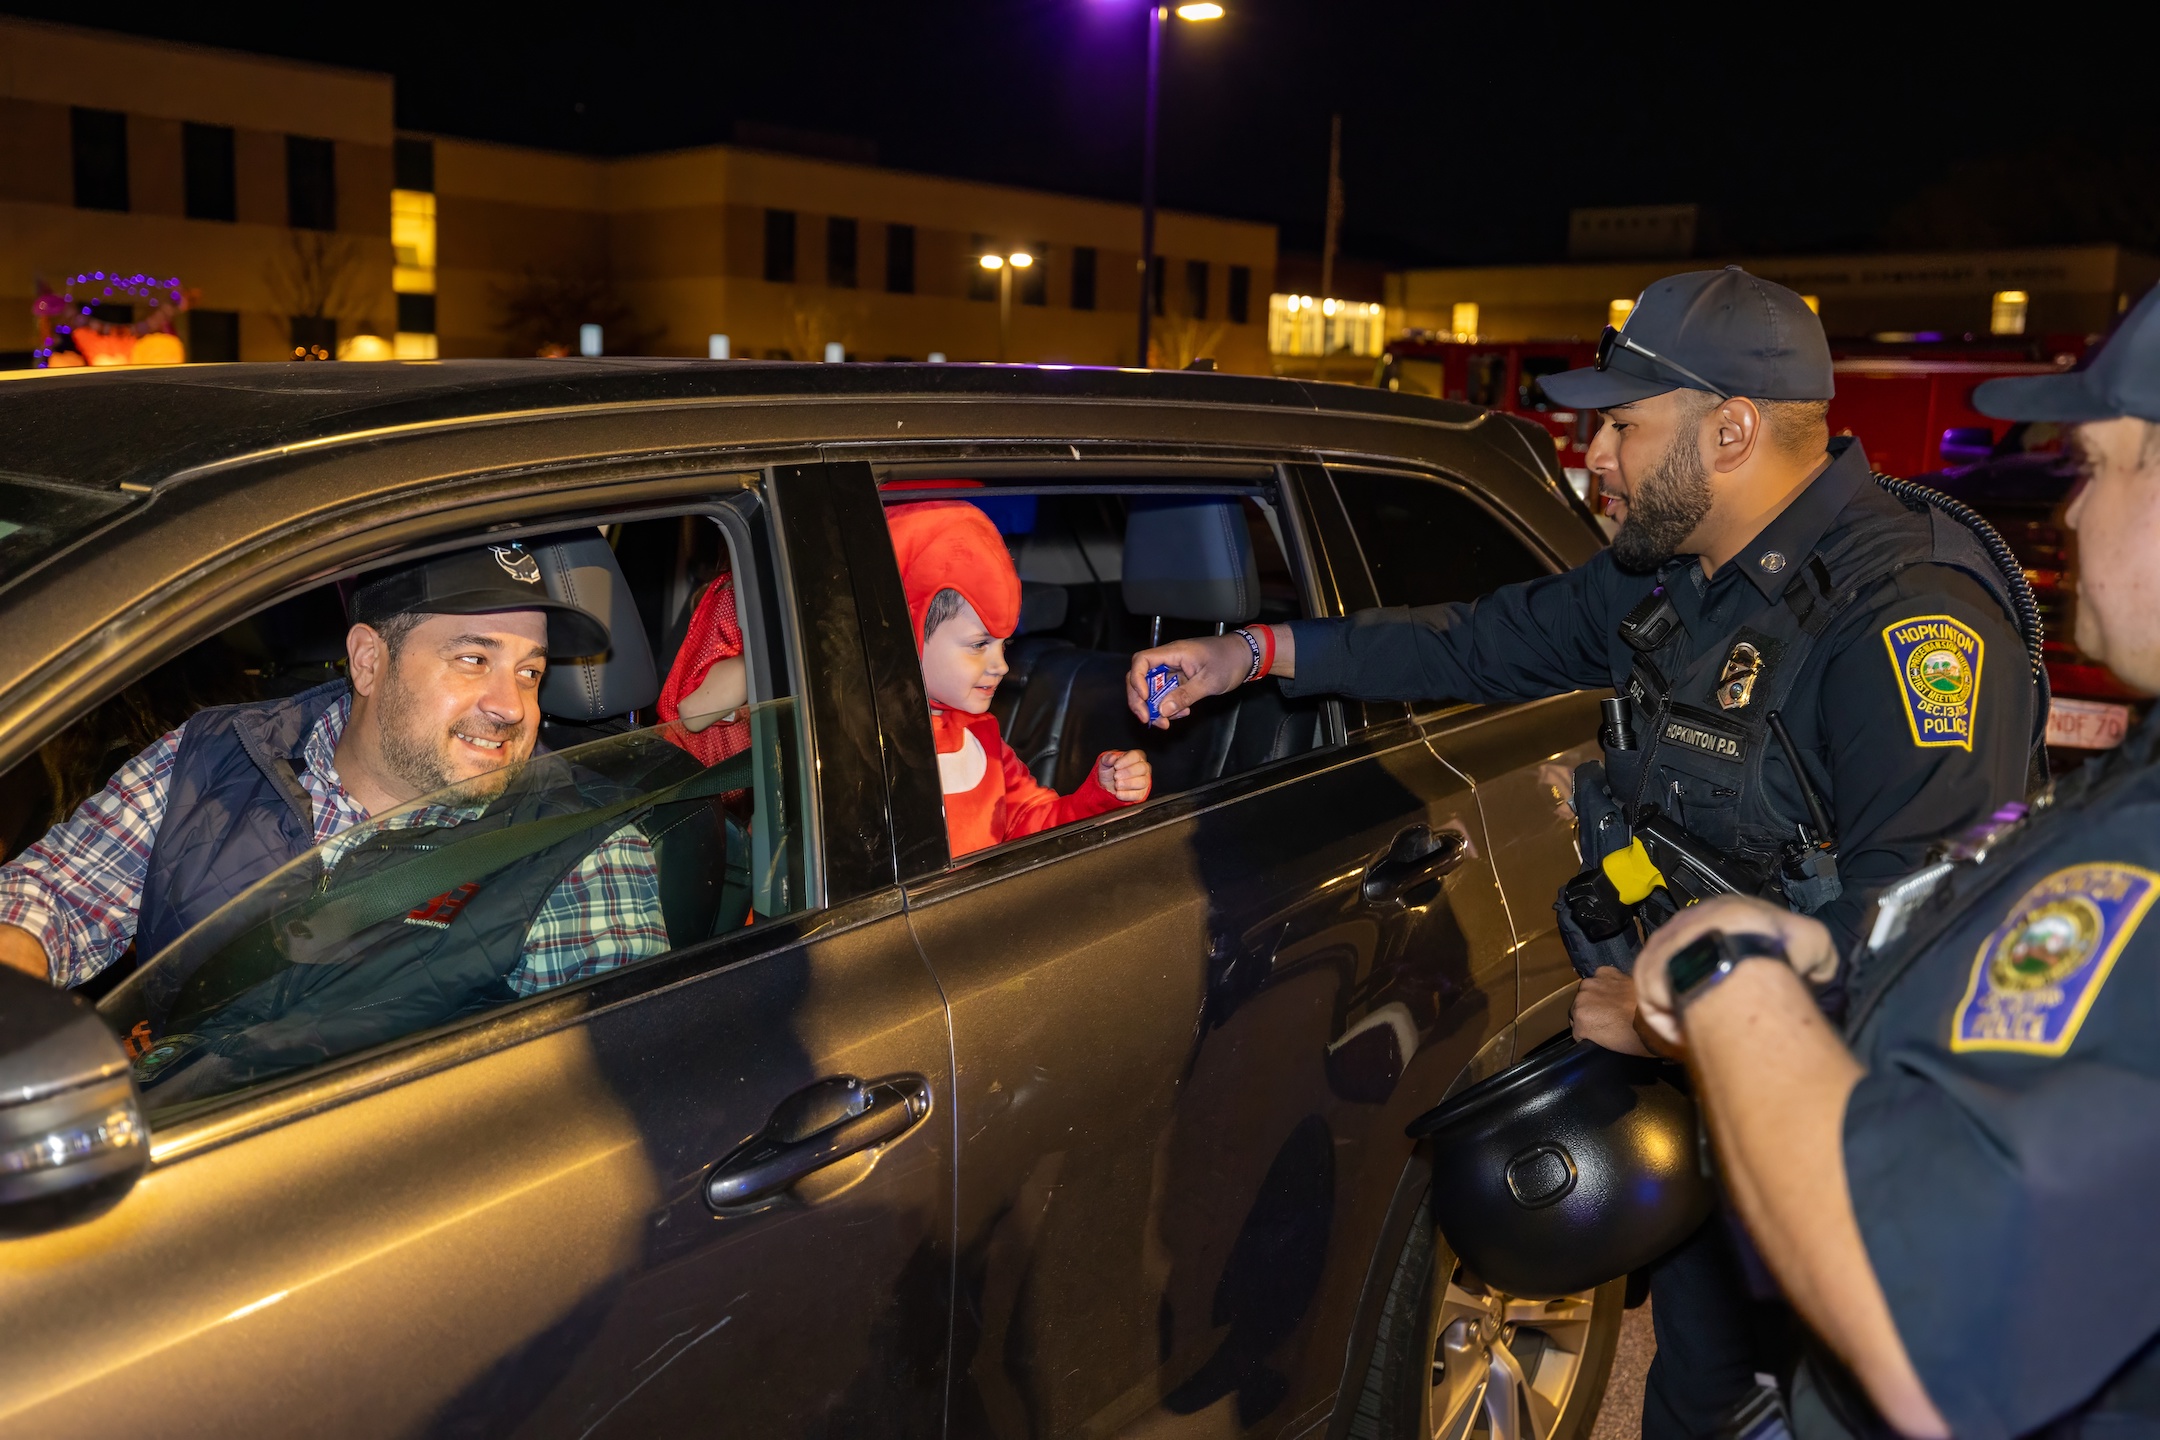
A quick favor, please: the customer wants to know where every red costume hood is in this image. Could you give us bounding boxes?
[885,500,1020,649]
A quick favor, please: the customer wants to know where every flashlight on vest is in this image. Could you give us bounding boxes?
[1599,697,1637,751]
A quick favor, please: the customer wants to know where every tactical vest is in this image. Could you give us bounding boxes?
[1600,487,2028,911]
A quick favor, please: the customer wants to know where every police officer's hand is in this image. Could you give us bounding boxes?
[1570,967,1654,1056]
[1126,635,1254,729]
[1634,896,1839,1048]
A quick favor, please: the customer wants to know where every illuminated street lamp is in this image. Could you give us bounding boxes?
[1136,1,1222,368]
[980,250,1034,362]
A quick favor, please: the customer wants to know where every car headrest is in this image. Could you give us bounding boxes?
[1017,581,1069,635]
[535,532,659,721]
[1120,498,1259,624]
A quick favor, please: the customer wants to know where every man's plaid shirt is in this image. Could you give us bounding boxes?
[0,692,667,995]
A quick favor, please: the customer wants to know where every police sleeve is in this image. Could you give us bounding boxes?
[1810,569,2034,953]
[1843,910,2160,1436]
[1282,549,1627,705]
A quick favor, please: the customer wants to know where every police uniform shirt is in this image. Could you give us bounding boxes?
[1833,713,2160,1437]
[1283,439,2034,951]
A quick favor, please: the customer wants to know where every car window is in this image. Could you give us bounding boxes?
[1330,469,1551,610]
[882,483,1329,864]
[0,473,135,587]
[99,700,804,1119]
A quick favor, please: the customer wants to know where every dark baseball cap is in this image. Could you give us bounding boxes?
[1974,284,2160,424]
[348,542,611,657]
[1540,266,1836,410]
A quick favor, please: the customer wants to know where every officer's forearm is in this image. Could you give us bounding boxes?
[1262,623,1296,678]
[1685,962,1950,1438]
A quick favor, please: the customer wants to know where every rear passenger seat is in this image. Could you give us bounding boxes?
[994,498,1323,797]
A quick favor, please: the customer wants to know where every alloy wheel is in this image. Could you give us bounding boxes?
[1423,1262,1600,1440]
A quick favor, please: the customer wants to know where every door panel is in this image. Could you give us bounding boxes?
[1423,692,1605,1016]
[0,908,951,1439]
[916,720,1513,1439]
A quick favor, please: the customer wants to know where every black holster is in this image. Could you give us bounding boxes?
[1557,762,1642,977]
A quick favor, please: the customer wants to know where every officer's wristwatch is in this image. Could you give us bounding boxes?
[1667,930,1788,1010]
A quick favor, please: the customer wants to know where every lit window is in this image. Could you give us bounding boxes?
[1268,294,1389,358]
[1451,302,1479,342]
[1801,295,1820,314]
[392,189,436,296]
[1992,290,2029,336]
[1608,298,1635,330]
[392,332,438,360]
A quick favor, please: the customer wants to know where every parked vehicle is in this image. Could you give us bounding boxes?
[1378,339,1601,504]
[0,360,1619,1440]
[1920,422,2145,757]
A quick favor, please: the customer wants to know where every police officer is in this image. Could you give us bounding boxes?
[1127,267,2042,1436]
[1629,282,2160,1438]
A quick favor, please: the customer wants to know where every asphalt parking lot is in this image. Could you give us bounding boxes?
[1590,1304,1655,1440]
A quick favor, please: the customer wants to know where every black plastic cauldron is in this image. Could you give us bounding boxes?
[1407,1034,1710,1299]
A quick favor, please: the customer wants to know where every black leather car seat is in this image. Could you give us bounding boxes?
[1001,498,1323,797]
[533,532,748,946]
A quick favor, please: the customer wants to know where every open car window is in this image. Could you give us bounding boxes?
[100,698,806,1121]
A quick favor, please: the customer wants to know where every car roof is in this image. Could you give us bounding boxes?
[0,359,1490,494]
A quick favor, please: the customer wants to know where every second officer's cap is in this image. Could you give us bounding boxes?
[1541,266,1835,410]
[1975,283,2160,423]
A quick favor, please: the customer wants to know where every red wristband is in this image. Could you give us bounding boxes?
[1255,623,1276,679]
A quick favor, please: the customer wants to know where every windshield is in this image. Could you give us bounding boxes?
[100,696,805,1121]
[0,474,135,585]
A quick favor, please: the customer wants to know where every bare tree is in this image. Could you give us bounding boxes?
[271,232,382,337]
[493,270,655,357]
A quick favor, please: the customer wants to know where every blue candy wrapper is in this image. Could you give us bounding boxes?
[1145,664,1183,723]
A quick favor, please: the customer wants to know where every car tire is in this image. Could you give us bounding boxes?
[1348,1191,1625,1440]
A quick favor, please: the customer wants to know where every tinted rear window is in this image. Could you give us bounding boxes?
[1332,469,1549,608]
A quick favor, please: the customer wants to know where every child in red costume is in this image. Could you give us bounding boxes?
[657,574,750,766]
[887,500,1151,858]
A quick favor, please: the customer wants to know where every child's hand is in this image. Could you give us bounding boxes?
[1099,749,1152,803]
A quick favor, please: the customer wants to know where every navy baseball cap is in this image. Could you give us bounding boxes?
[349,542,611,657]
[1541,266,1835,410]
[1974,284,2160,423]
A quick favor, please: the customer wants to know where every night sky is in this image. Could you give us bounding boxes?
[9,1,2160,266]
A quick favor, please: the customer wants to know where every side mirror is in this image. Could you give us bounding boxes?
[0,967,148,1232]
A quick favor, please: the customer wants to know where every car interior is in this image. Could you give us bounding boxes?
[888,481,1330,804]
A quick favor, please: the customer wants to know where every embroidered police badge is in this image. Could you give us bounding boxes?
[1951,863,2160,1055]
[1882,614,1983,750]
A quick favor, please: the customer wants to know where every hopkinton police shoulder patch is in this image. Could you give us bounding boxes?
[1882,614,1983,750]
[1951,863,2160,1055]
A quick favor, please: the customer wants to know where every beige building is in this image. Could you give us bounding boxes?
[0,18,1277,371]
[1389,243,2160,347]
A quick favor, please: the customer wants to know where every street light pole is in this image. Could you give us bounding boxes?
[981,250,1034,363]
[1137,2,1162,369]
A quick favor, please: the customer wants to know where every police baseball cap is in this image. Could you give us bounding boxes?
[1974,284,2160,423]
[1540,266,1836,410]
[348,542,611,657]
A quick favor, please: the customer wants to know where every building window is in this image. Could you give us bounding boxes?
[765,209,797,283]
[183,123,235,222]
[1072,247,1097,311]
[395,137,434,193]
[885,223,915,294]
[828,217,858,288]
[1991,290,2029,336]
[187,309,240,363]
[397,293,437,334]
[1267,294,1389,358]
[1451,302,1479,342]
[1020,242,1048,306]
[1608,297,1635,330]
[1150,258,1165,317]
[969,234,997,301]
[71,107,128,212]
[286,136,337,231]
[1185,260,1209,320]
[1800,294,1820,315]
[392,188,436,300]
[1228,265,1250,324]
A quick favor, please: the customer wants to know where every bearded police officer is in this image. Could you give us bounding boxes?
[1630,283,2160,1438]
[1126,267,2042,1437]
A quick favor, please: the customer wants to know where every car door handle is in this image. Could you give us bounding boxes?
[706,1074,931,1210]
[1363,827,1467,904]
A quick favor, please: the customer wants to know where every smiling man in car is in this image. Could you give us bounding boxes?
[1130,268,2043,1437]
[0,543,667,1004]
